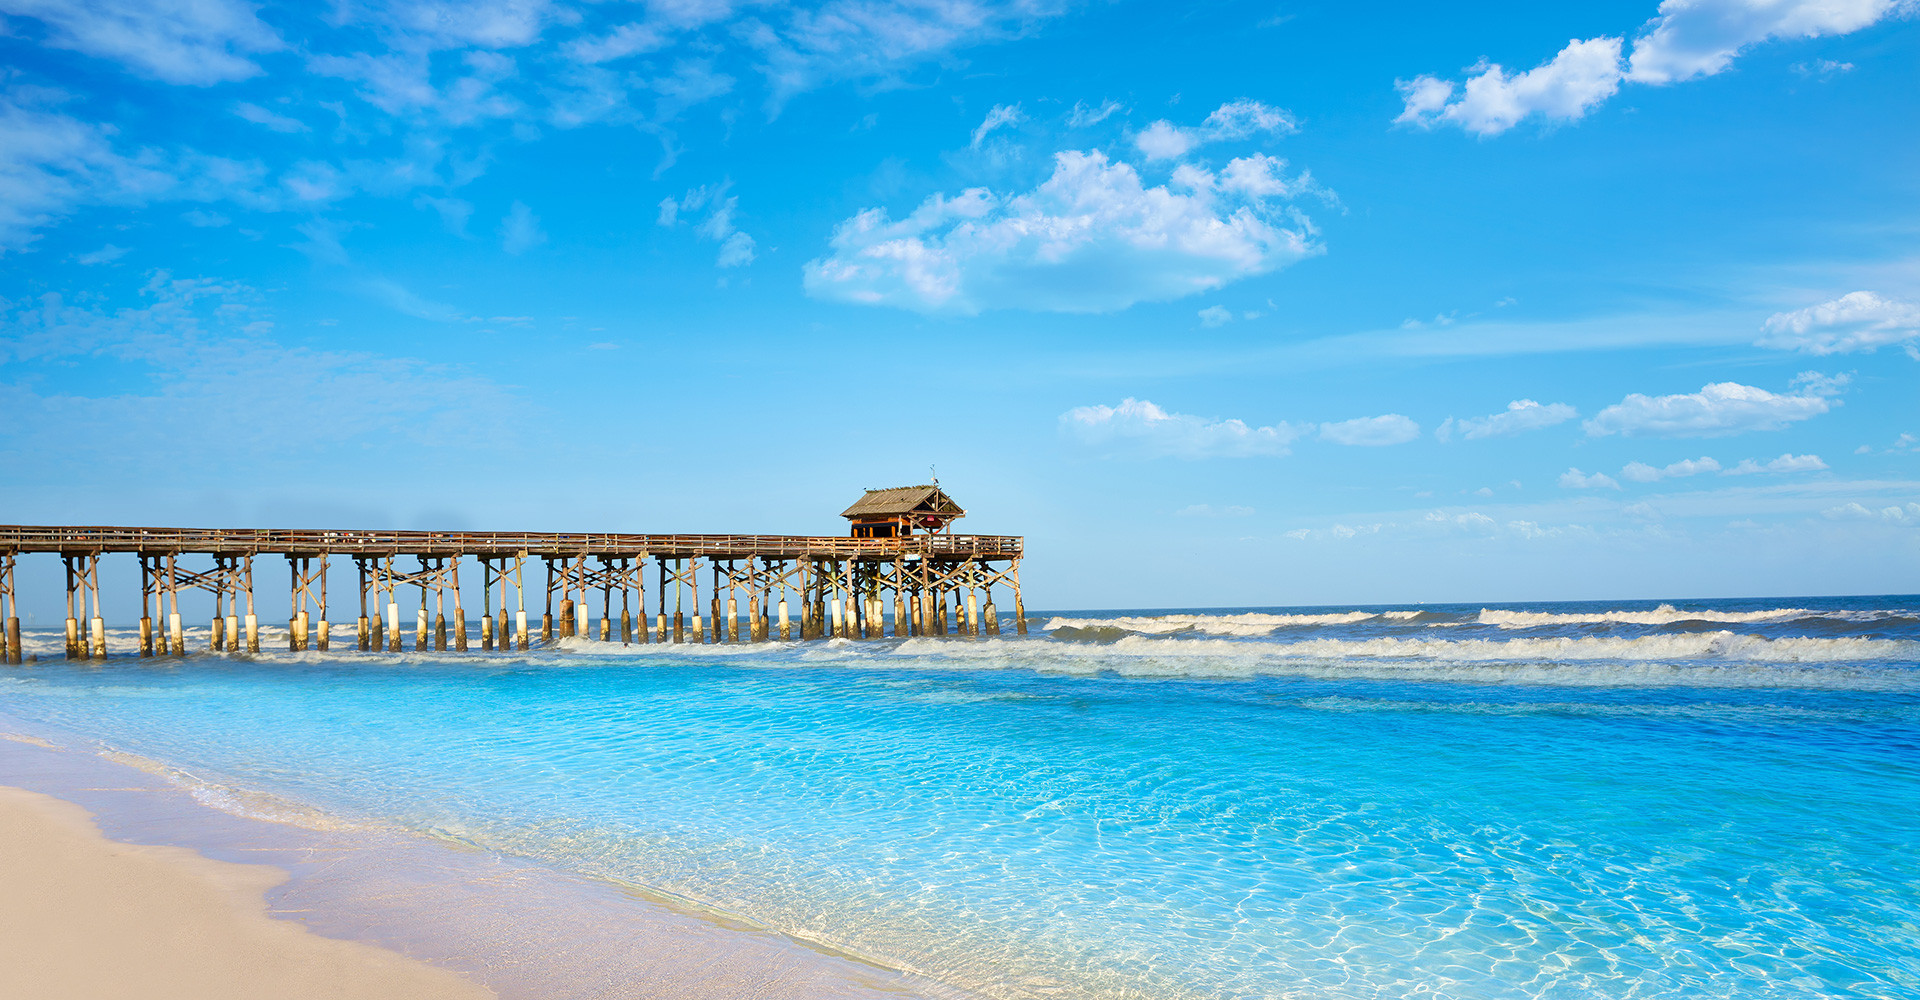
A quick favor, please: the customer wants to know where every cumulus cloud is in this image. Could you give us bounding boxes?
[1437,398,1577,441]
[1620,456,1720,481]
[971,102,1023,147]
[1626,0,1900,84]
[499,200,546,255]
[1197,305,1233,327]
[1134,99,1297,160]
[1560,467,1622,490]
[1396,36,1624,136]
[1397,0,1911,135]
[1723,452,1827,475]
[1759,291,1920,356]
[1823,501,1920,522]
[804,149,1319,314]
[1060,398,1305,458]
[1319,414,1420,446]
[0,0,284,85]
[1584,375,1845,437]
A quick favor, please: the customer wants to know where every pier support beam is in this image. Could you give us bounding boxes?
[0,551,16,664]
[0,551,18,664]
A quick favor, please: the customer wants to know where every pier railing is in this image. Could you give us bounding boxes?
[0,525,1023,560]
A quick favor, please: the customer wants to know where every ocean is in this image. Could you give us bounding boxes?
[2,595,1917,1000]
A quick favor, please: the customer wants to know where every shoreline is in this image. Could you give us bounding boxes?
[0,728,969,1000]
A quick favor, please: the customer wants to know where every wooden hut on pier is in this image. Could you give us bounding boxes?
[842,485,965,539]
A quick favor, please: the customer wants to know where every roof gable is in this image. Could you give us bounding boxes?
[842,485,966,519]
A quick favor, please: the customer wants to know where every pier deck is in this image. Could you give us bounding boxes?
[0,524,1026,661]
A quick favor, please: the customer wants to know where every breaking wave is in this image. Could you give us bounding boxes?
[896,632,1920,690]
[1475,605,1818,628]
[1043,611,1387,635]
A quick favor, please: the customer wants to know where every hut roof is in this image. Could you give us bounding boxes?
[841,485,965,520]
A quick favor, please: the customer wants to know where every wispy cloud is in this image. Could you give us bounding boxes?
[1,0,284,85]
[1319,414,1420,446]
[658,181,756,268]
[1559,468,1622,490]
[1068,98,1124,127]
[500,200,547,255]
[1133,99,1297,160]
[1437,399,1577,441]
[970,102,1024,147]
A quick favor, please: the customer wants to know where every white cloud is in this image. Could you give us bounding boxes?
[1823,501,1920,522]
[416,195,473,236]
[364,276,465,321]
[1620,456,1721,481]
[659,181,755,268]
[74,244,129,265]
[716,231,755,267]
[803,149,1319,314]
[1584,376,1844,437]
[1396,36,1624,135]
[1791,58,1855,77]
[1560,467,1622,490]
[1133,120,1196,160]
[1759,291,1920,356]
[1061,398,1305,458]
[1398,0,1911,135]
[745,0,1069,113]
[971,102,1024,148]
[1134,99,1296,160]
[233,101,308,133]
[1439,398,1577,441]
[1723,452,1828,475]
[1175,503,1255,517]
[1068,99,1123,127]
[0,0,283,85]
[1320,414,1420,446]
[499,200,546,255]
[0,271,522,479]
[1198,305,1233,327]
[1627,0,1899,84]
[0,93,234,251]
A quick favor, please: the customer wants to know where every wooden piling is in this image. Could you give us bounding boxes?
[452,558,466,652]
[1012,561,1027,635]
[356,559,372,652]
[317,558,330,652]
[386,560,402,652]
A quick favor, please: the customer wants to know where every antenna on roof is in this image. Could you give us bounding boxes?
[930,464,939,488]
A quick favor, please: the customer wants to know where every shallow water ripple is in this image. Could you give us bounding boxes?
[1,595,1917,999]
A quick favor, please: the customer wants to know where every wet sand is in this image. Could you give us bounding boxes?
[0,783,494,1000]
[0,728,964,1000]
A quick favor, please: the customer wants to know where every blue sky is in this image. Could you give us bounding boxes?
[1,0,1917,609]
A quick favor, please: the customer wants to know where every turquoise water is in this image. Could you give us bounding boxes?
[3,596,1919,999]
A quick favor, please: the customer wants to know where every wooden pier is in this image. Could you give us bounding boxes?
[0,519,1026,662]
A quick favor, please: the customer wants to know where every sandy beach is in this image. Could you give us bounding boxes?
[0,783,494,1000]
